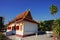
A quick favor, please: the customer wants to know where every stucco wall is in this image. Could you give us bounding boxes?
[6,22,24,35]
[6,21,38,36]
[6,23,15,35]
[23,21,38,35]
[16,22,24,35]
[6,23,14,32]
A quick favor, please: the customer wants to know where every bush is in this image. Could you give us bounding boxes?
[0,32,3,40]
[52,19,60,36]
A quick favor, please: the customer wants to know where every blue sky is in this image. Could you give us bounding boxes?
[0,0,60,24]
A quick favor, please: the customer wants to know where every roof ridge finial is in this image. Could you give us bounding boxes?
[26,8,30,11]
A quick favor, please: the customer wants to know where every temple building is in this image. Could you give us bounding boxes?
[6,10,38,37]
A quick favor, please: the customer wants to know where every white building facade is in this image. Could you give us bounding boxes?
[6,10,38,37]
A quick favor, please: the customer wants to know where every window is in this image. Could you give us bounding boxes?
[15,26,19,30]
[7,27,11,30]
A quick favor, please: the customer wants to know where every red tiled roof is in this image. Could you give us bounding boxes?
[14,11,28,21]
[7,10,38,25]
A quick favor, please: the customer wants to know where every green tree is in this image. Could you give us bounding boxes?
[44,20,54,31]
[53,18,60,35]
[38,21,45,31]
[38,20,54,31]
[49,4,60,40]
[0,17,4,31]
[50,4,58,15]
[52,18,60,40]
[0,32,3,40]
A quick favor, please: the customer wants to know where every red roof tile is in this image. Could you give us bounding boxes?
[7,10,38,25]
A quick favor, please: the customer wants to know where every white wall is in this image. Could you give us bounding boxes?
[6,21,38,35]
[23,21,38,35]
[6,22,24,35]
[6,23,15,35]
[7,23,14,32]
[16,22,24,35]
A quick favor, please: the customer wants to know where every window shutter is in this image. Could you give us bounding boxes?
[7,27,11,30]
[15,26,19,30]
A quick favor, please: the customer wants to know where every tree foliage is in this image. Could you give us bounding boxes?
[52,18,60,35]
[38,20,54,31]
[38,21,45,31]
[50,4,58,15]
[44,20,54,31]
[0,32,3,40]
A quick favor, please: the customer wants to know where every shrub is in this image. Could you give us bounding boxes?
[0,32,3,40]
[52,19,60,36]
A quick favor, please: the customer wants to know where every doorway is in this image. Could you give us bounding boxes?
[12,27,16,35]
